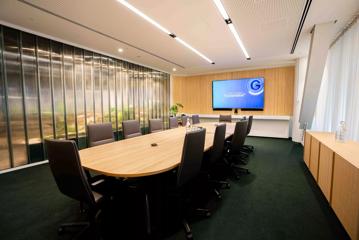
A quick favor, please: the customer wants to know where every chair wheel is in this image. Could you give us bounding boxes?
[186,233,193,240]
[57,227,64,235]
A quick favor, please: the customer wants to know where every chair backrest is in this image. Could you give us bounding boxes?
[122,120,141,139]
[45,139,95,207]
[219,115,232,122]
[169,117,178,129]
[87,122,114,147]
[192,115,200,124]
[208,124,227,166]
[231,120,248,152]
[149,119,163,133]
[246,115,253,135]
[177,128,206,187]
[181,116,189,126]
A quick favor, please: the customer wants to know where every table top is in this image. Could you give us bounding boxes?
[307,131,359,169]
[80,122,235,178]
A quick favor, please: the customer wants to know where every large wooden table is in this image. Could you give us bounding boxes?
[80,122,235,178]
[304,131,359,239]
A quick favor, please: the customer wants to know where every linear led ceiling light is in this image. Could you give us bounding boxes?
[117,0,215,64]
[213,0,250,60]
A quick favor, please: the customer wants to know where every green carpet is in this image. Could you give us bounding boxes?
[0,137,349,240]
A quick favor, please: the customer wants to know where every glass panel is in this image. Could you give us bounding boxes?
[74,48,85,137]
[0,27,11,170]
[38,37,53,139]
[116,60,124,129]
[63,45,76,139]
[165,73,170,128]
[143,68,149,128]
[51,41,65,139]
[21,32,41,145]
[139,67,145,130]
[159,72,163,122]
[162,73,166,128]
[84,51,94,124]
[3,27,27,167]
[109,58,116,130]
[128,64,134,120]
[122,62,129,121]
[134,65,139,122]
[101,57,109,123]
[149,71,154,119]
[0,24,171,170]
[154,72,159,118]
[93,54,102,123]
[157,72,161,118]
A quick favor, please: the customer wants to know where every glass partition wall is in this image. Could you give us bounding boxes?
[0,25,171,170]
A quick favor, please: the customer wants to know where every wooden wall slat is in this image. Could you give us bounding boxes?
[172,66,295,116]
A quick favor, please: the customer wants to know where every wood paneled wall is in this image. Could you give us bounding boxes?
[172,66,295,116]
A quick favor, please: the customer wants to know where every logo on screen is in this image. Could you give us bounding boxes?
[247,78,264,96]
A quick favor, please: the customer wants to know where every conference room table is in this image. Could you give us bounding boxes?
[79,121,235,237]
[80,122,235,178]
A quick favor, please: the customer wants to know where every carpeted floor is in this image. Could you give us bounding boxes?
[0,137,350,240]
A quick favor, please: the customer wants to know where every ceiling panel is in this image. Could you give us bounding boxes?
[0,0,357,75]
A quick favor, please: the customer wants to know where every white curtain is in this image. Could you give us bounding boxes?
[312,19,359,141]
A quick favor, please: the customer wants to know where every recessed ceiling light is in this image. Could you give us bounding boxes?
[172,68,177,72]
[117,0,214,64]
[118,48,124,53]
[213,0,250,60]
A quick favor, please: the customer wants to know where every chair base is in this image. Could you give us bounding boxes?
[183,219,193,240]
[242,145,254,153]
[209,179,231,190]
[232,165,250,179]
[58,222,90,239]
[195,208,212,217]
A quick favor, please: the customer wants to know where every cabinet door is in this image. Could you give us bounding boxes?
[318,145,334,202]
[332,154,359,240]
[309,137,320,180]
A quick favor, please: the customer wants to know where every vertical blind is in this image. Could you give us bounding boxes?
[312,19,359,141]
[0,25,171,170]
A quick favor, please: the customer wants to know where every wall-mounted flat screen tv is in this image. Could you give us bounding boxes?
[212,77,265,110]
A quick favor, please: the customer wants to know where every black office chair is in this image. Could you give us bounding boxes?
[191,115,200,124]
[85,123,115,186]
[168,128,206,239]
[242,115,254,152]
[87,123,114,147]
[181,115,189,126]
[219,114,232,122]
[195,124,229,217]
[225,120,250,179]
[46,139,105,239]
[169,117,178,129]
[122,120,142,139]
[149,119,163,133]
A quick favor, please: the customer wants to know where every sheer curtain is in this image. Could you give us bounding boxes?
[312,19,359,141]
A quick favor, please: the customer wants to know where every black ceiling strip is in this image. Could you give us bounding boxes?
[18,0,185,69]
[290,0,312,54]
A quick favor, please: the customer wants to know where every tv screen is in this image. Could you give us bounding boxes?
[212,77,265,110]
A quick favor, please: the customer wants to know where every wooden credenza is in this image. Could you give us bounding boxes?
[304,131,359,239]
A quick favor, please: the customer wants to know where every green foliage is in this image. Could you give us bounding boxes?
[169,103,183,116]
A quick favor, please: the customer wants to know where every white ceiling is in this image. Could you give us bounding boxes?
[0,0,358,75]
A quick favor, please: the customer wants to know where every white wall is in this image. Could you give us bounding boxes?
[292,57,308,143]
[299,22,335,128]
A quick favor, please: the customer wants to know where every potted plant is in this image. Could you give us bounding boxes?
[170,103,183,117]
